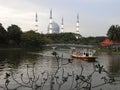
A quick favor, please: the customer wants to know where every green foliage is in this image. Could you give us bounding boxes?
[0,23,7,44]
[21,30,45,47]
[107,25,120,42]
[7,24,22,45]
[42,37,53,44]
[0,22,107,48]
[45,33,105,45]
[45,33,77,43]
[81,36,106,45]
[77,35,105,45]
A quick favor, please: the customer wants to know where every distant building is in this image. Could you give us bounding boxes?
[101,38,120,47]
[101,38,120,51]
[76,14,80,34]
[101,39,113,47]
[75,14,82,39]
[46,10,82,36]
[48,9,60,34]
[35,12,38,32]
[60,17,64,33]
[48,22,60,33]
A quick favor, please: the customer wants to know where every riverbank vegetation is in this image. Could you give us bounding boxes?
[0,23,120,49]
[0,23,105,48]
[107,25,120,42]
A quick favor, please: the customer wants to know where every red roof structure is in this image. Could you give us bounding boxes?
[101,39,120,47]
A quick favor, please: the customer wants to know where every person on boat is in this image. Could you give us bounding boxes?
[86,53,89,56]
[83,52,86,57]
[89,52,93,57]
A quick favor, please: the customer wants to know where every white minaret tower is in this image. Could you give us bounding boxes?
[48,9,53,34]
[76,14,80,34]
[35,12,38,31]
[61,17,64,33]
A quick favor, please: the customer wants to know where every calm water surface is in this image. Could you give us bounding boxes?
[0,48,120,90]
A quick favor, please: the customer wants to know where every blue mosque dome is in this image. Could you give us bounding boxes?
[48,21,60,33]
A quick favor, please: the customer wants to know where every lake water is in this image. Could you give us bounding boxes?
[0,48,120,90]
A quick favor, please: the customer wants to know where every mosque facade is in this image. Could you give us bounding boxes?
[35,9,81,37]
[75,14,82,39]
[48,10,61,34]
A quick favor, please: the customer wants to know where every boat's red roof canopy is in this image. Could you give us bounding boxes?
[101,38,120,47]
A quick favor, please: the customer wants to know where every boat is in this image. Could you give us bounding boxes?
[71,54,98,60]
[70,48,98,60]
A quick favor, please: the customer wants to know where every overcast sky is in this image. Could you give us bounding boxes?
[0,0,120,37]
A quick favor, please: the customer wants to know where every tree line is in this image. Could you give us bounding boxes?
[107,25,120,42]
[0,23,119,48]
[0,23,48,48]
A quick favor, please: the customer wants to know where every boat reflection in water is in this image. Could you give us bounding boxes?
[70,48,98,61]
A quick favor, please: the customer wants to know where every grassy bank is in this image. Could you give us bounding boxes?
[96,48,120,54]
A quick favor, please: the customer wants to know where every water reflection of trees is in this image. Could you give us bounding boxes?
[0,50,40,69]
[108,55,120,75]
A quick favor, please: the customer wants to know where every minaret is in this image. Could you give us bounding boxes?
[61,17,64,33]
[76,14,79,34]
[48,9,53,33]
[35,12,38,31]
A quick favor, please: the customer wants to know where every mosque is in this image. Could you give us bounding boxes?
[35,9,81,38]
[48,9,63,34]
